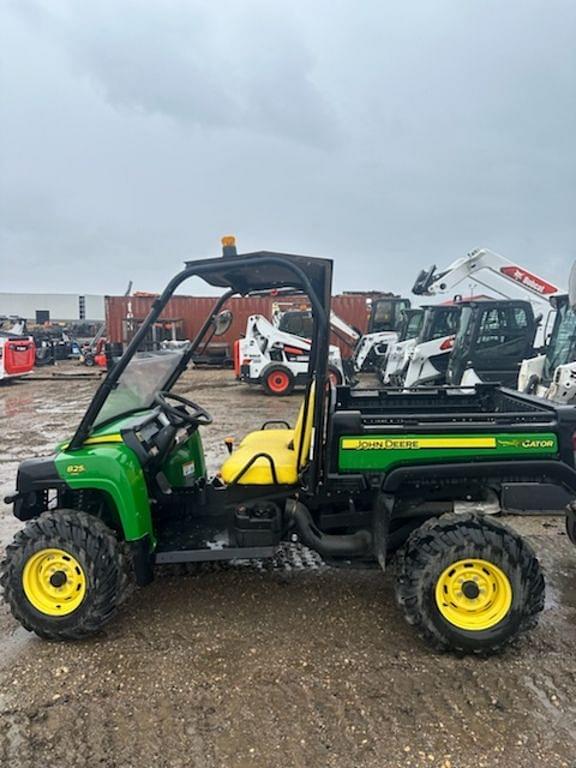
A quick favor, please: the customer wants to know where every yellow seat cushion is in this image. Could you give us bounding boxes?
[239,429,294,449]
[220,442,299,485]
[220,384,315,486]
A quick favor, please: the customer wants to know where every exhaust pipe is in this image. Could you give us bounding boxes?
[286,499,372,557]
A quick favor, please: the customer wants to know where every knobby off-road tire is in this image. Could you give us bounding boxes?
[394,513,545,655]
[1,509,128,640]
[565,500,576,545]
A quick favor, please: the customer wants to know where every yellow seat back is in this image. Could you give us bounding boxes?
[293,382,315,469]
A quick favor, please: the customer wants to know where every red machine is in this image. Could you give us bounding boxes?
[0,335,35,381]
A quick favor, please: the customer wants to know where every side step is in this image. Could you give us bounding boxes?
[154,517,278,564]
[155,546,276,564]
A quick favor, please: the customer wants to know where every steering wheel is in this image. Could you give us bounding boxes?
[154,391,213,427]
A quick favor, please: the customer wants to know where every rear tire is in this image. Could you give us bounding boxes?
[1,509,127,640]
[566,500,576,545]
[394,513,544,655]
[263,365,295,396]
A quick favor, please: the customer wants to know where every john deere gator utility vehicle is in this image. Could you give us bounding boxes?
[4,238,576,654]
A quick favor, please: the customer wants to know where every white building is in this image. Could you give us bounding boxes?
[0,293,105,323]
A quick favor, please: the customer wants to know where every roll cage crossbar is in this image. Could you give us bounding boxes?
[68,252,331,491]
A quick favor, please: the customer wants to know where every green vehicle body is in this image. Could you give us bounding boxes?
[50,419,561,548]
[53,413,207,545]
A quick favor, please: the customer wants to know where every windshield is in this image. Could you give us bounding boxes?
[404,311,424,340]
[94,347,188,428]
[421,307,460,342]
[544,302,576,381]
[370,298,411,332]
[278,311,314,339]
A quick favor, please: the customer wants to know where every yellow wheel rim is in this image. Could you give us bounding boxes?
[22,548,86,617]
[435,558,512,631]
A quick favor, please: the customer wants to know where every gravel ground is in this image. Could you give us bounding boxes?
[1,366,576,768]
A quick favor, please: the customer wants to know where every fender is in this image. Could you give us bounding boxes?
[382,460,576,494]
[54,443,153,542]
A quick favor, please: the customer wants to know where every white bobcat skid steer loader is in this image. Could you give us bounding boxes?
[518,293,576,403]
[413,247,560,348]
[276,297,410,374]
[407,247,564,389]
[402,304,462,388]
[235,314,346,395]
[379,309,424,385]
[349,296,410,372]
[515,261,576,404]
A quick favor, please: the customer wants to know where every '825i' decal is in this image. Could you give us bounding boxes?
[66,464,86,474]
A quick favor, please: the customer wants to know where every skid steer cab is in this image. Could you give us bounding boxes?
[5,238,572,655]
[446,299,537,388]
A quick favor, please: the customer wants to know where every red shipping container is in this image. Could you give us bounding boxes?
[105,293,395,358]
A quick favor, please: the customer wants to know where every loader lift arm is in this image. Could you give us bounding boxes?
[418,249,555,307]
[413,248,560,302]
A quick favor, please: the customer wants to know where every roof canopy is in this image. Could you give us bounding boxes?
[184,250,333,308]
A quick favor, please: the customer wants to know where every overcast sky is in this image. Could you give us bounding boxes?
[1,0,575,297]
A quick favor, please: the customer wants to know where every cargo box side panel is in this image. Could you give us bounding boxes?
[338,433,559,472]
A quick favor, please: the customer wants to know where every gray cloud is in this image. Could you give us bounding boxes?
[19,0,337,147]
[1,0,575,296]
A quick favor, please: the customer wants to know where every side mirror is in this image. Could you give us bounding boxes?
[213,310,233,336]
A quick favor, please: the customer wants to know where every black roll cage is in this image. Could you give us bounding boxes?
[68,252,331,492]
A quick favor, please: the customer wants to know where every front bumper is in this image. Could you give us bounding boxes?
[239,364,261,385]
[9,456,66,521]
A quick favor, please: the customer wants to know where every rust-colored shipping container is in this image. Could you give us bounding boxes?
[104,293,388,358]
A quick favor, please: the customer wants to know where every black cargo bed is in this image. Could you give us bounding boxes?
[334,383,559,429]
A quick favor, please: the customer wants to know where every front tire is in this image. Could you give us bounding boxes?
[1,509,127,640]
[263,365,295,396]
[395,513,544,655]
